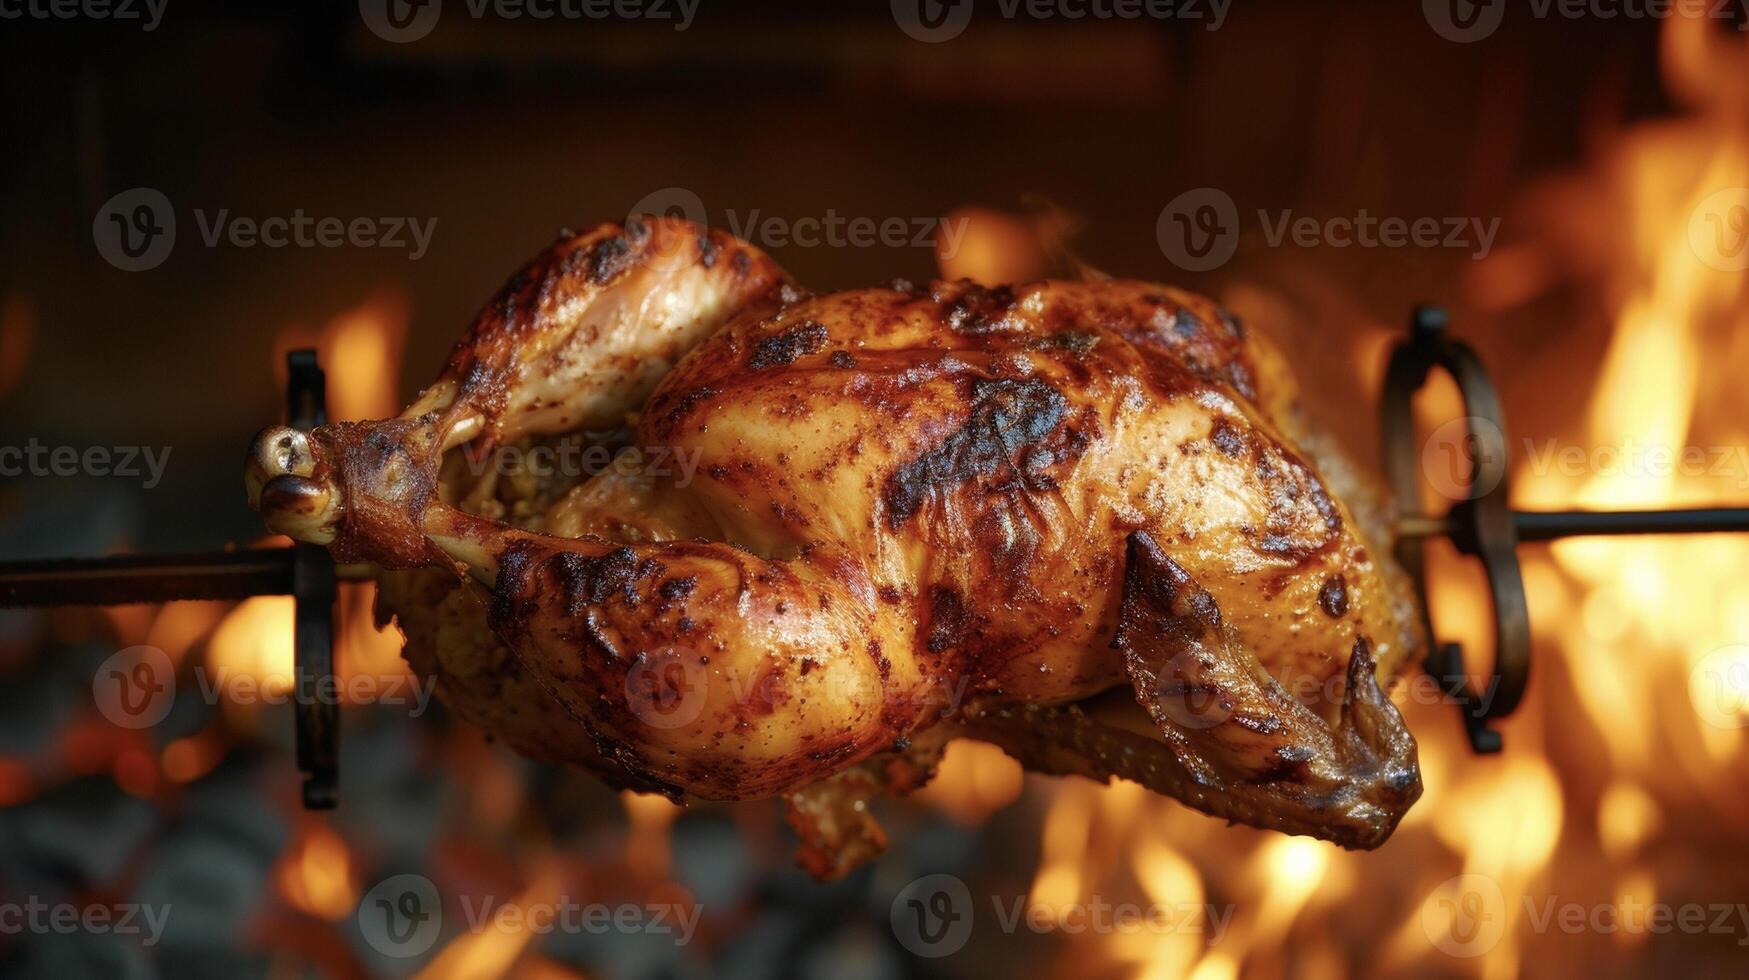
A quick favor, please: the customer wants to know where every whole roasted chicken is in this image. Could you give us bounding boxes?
[246,217,1422,877]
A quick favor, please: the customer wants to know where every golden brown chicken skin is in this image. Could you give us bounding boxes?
[246,218,1422,857]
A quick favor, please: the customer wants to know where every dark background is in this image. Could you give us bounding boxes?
[0,0,1674,556]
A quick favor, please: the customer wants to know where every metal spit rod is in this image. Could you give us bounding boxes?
[1397,506,1749,543]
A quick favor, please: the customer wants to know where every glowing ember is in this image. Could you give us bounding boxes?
[277,821,360,922]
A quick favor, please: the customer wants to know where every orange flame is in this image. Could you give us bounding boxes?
[273,288,410,423]
[415,870,565,980]
[276,821,359,921]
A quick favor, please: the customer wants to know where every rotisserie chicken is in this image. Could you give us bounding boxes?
[245,217,1423,878]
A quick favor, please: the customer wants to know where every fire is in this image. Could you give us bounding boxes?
[1127,836,1206,980]
[913,739,1024,824]
[338,581,415,691]
[208,596,297,703]
[273,289,410,423]
[897,18,1749,978]
[1399,11,1745,976]
[415,870,565,980]
[938,206,1049,285]
[145,600,228,665]
[1518,11,1749,783]
[204,588,412,714]
[276,821,360,921]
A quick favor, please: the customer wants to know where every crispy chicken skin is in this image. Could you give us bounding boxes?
[247,218,1423,867]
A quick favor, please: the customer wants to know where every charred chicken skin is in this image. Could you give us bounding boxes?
[246,217,1423,872]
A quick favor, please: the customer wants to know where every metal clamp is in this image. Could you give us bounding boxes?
[1381,306,1524,752]
[286,350,338,809]
[1382,307,1749,752]
[0,350,340,808]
